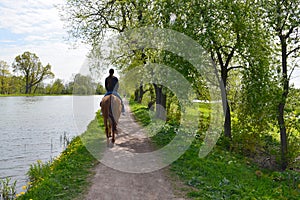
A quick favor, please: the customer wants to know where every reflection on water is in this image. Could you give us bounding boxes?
[0,95,102,193]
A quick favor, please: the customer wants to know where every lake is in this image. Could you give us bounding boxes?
[0,95,102,193]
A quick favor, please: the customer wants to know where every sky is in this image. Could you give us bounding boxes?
[0,0,299,87]
[0,0,90,83]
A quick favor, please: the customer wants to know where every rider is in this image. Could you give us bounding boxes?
[104,68,125,113]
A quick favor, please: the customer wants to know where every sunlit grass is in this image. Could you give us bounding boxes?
[130,101,300,200]
[16,112,102,200]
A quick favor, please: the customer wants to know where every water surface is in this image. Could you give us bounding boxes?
[0,95,102,193]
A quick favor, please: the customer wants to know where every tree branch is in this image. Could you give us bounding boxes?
[287,46,300,57]
[228,65,244,72]
[288,60,299,81]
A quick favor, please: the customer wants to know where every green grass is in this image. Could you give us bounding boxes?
[15,101,300,200]
[17,111,104,200]
[130,101,300,200]
[129,100,152,126]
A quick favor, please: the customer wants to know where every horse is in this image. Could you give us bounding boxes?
[100,94,122,146]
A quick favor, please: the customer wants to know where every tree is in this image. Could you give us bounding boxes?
[73,74,96,95]
[64,81,74,94]
[12,51,54,94]
[263,0,300,170]
[95,83,105,95]
[0,60,11,94]
[50,79,65,94]
[169,0,252,140]
[62,0,139,46]
[9,76,24,94]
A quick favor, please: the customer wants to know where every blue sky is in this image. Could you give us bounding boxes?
[0,0,89,83]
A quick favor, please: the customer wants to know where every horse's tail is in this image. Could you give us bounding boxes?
[109,95,117,132]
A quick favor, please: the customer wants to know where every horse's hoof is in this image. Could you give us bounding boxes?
[107,142,114,148]
[112,139,115,143]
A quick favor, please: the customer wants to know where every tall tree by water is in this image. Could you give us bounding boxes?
[12,51,54,94]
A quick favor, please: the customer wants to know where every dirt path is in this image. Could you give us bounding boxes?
[84,101,186,200]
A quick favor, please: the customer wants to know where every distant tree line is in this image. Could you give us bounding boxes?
[0,51,105,95]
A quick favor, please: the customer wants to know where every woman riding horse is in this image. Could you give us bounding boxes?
[100,69,124,146]
[104,68,125,113]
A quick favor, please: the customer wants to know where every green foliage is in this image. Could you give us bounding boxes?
[0,178,17,200]
[62,0,300,170]
[48,79,65,94]
[27,160,51,184]
[95,83,105,94]
[0,59,104,95]
[0,60,11,95]
[12,51,54,94]
[72,74,97,95]
[129,99,151,126]
[285,88,300,166]
[131,102,300,199]
[171,144,300,200]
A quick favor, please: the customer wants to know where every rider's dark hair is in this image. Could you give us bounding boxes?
[109,68,114,75]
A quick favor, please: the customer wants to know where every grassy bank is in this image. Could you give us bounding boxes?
[12,101,300,199]
[129,101,300,200]
[16,111,104,200]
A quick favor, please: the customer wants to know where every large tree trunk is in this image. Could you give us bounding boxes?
[153,83,166,120]
[215,48,234,141]
[278,36,289,170]
[220,60,232,140]
[138,83,145,103]
[134,89,139,102]
[224,100,232,139]
[25,76,31,94]
[278,102,288,170]
[25,84,30,94]
[134,82,146,103]
[1,79,4,94]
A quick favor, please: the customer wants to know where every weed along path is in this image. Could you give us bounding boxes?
[84,101,186,200]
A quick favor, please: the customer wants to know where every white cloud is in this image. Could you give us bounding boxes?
[0,1,62,34]
[0,0,91,81]
[0,39,15,43]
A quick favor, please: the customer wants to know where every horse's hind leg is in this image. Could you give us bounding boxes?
[111,125,115,144]
[111,122,115,144]
[108,122,112,137]
[104,118,109,146]
[111,123,117,143]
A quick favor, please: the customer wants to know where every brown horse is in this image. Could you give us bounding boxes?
[100,94,122,146]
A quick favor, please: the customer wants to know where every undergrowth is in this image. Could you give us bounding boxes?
[130,101,300,200]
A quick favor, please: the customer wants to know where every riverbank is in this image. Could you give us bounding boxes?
[16,111,102,200]
[0,95,100,198]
